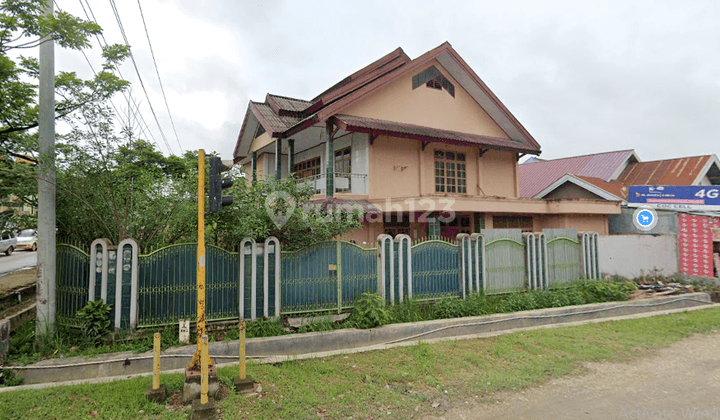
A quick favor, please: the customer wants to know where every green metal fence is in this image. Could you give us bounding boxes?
[280,241,377,314]
[56,243,91,328]
[482,229,526,293]
[410,240,460,299]
[544,229,583,286]
[137,243,239,327]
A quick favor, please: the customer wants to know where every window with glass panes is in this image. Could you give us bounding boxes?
[293,156,321,179]
[434,150,467,193]
[334,147,351,173]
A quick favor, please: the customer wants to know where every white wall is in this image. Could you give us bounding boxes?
[598,235,678,278]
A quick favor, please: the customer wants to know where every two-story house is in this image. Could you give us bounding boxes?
[233,42,620,243]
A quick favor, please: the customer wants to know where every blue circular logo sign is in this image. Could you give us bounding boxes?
[632,207,658,232]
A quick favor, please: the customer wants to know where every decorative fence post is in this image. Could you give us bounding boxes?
[470,233,484,293]
[580,232,600,280]
[239,238,257,320]
[537,232,548,289]
[263,237,281,318]
[394,234,412,303]
[115,238,139,330]
[523,233,538,290]
[88,238,111,302]
[456,233,470,299]
[377,234,393,303]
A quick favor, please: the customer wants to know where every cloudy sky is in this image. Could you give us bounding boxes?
[53,0,719,162]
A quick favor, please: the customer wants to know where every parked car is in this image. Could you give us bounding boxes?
[15,229,37,251]
[0,231,17,255]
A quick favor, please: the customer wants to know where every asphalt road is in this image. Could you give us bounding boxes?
[0,249,37,277]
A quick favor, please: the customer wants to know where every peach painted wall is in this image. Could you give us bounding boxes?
[250,132,273,153]
[367,135,518,200]
[342,60,510,140]
[535,214,609,235]
[481,150,518,198]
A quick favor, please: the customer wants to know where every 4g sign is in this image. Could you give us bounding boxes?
[628,186,720,211]
[694,188,720,199]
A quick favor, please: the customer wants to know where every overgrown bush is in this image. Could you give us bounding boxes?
[347,293,391,329]
[246,318,287,338]
[76,299,112,344]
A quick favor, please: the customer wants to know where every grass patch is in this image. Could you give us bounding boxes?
[1,307,718,419]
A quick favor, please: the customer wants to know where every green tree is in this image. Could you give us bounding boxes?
[54,104,198,250]
[0,0,129,227]
[210,175,363,251]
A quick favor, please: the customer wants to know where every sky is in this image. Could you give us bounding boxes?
[52,0,720,162]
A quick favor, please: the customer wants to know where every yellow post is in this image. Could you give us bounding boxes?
[152,332,161,390]
[201,334,209,404]
[239,321,246,379]
[189,149,211,370]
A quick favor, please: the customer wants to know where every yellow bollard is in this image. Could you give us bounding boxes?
[239,321,246,379]
[153,332,161,390]
[201,334,209,404]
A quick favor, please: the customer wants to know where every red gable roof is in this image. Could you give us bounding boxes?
[519,150,636,198]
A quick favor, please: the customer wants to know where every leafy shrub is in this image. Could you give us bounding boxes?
[432,297,469,319]
[76,299,112,344]
[246,318,286,338]
[347,293,391,329]
[0,369,24,387]
[389,299,437,324]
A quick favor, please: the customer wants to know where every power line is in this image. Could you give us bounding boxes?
[75,0,164,152]
[53,0,163,152]
[107,0,174,155]
[135,0,183,153]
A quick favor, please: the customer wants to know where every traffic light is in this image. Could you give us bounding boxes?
[209,156,234,213]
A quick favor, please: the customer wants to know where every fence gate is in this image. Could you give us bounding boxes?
[482,229,526,293]
[281,241,377,315]
[409,238,460,300]
[544,229,583,286]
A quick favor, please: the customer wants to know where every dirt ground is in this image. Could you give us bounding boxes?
[423,332,720,420]
[0,268,36,297]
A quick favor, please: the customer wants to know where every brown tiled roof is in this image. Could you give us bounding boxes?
[250,101,302,136]
[618,156,712,186]
[312,48,410,103]
[266,94,312,116]
[332,114,539,154]
[575,175,629,199]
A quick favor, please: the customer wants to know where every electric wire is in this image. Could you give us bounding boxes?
[74,0,164,152]
[107,0,174,155]
[135,0,182,153]
[52,0,161,153]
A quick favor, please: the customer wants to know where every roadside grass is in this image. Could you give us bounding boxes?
[1,307,718,419]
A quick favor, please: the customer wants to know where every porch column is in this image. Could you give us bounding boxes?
[287,139,295,176]
[325,120,334,197]
[251,151,257,183]
[275,138,282,181]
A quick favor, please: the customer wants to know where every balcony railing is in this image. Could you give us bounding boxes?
[296,172,368,195]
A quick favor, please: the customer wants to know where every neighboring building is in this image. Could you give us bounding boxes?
[519,150,720,277]
[520,150,720,201]
[233,42,620,242]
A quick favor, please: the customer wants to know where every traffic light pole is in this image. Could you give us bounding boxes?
[189,149,211,370]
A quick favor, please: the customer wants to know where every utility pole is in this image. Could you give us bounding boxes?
[36,0,56,339]
[189,149,210,370]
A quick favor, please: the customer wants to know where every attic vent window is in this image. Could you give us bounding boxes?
[412,66,455,97]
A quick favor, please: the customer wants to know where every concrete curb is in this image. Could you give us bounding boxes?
[5,293,714,388]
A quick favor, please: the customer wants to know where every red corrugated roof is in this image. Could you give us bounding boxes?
[618,156,711,186]
[519,150,636,198]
